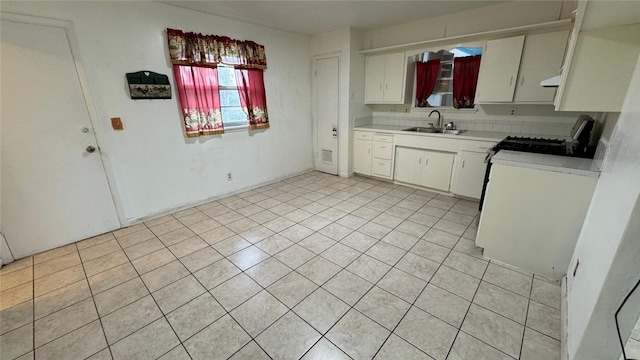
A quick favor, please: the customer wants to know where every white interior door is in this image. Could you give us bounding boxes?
[313,56,339,175]
[1,20,120,258]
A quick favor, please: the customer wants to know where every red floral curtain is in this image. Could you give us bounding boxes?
[235,69,269,130]
[173,65,224,137]
[453,55,482,109]
[167,28,267,69]
[415,59,441,107]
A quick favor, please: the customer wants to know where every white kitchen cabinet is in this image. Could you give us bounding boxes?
[364,52,410,104]
[453,140,495,200]
[364,56,385,103]
[371,134,394,179]
[394,147,423,185]
[353,132,373,175]
[513,30,569,103]
[395,147,454,191]
[554,0,640,112]
[353,131,394,179]
[476,163,597,279]
[475,35,525,103]
[453,151,489,199]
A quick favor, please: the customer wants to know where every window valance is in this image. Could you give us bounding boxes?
[167,28,267,69]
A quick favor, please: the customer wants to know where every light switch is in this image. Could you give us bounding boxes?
[111,117,123,130]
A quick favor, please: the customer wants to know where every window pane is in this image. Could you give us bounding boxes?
[220,89,241,107]
[222,107,247,127]
[218,66,236,87]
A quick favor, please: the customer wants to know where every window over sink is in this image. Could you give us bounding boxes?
[415,46,482,108]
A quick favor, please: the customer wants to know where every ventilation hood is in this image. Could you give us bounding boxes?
[540,75,561,87]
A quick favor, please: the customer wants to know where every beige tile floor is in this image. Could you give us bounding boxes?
[0,171,563,360]
[626,319,640,359]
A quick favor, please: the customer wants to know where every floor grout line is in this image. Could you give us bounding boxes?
[0,172,564,360]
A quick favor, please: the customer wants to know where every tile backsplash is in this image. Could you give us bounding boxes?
[373,115,573,136]
[358,106,586,137]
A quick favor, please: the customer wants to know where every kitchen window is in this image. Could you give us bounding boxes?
[415,47,482,108]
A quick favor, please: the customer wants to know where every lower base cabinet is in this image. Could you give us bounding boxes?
[353,137,372,175]
[476,163,597,279]
[394,147,454,191]
[453,151,489,199]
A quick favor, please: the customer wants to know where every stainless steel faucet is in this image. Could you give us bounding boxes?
[429,110,442,128]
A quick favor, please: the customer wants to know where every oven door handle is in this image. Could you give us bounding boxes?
[485,149,496,163]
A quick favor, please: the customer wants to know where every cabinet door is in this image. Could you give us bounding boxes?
[353,138,372,175]
[453,151,489,199]
[556,23,640,112]
[475,36,525,103]
[394,147,423,185]
[514,31,569,103]
[421,151,455,191]
[372,159,392,178]
[364,55,385,103]
[383,52,407,103]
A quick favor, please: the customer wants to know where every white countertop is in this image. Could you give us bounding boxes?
[491,150,600,177]
[355,124,530,142]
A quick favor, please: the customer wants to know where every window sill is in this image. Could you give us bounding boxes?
[411,107,479,114]
[223,124,249,132]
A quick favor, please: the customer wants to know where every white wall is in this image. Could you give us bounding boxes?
[2,2,313,223]
[566,55,640,359]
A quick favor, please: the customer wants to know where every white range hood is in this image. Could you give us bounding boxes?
[540,75,561,87]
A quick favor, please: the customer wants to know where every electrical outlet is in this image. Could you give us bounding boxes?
[509,108,517,116]
[227,172,232,181]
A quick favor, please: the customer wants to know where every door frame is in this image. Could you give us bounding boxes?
[1,12,126,226]
[311,53,341,175]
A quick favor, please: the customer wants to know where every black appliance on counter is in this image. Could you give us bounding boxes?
[478,115,596,211]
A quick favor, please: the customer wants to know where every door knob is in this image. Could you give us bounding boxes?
[86,146,96,153]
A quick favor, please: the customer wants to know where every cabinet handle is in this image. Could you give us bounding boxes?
[462,160,465,168]
[418,157,422,165]
[385,84,388,90]
[380,146,386,149]
[509,76,513,86]
[520,77,525,86]
[379,162,384,166]
[425,158,429,166]
[368,148,371,154]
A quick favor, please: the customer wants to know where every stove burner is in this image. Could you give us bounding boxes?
[495,136,567,156]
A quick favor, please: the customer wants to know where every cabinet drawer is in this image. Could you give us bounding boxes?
[372,159,392,178]
[373,134,393,143]
[372,142,393,159]
[355,131,374,140]
[460,140,496,152]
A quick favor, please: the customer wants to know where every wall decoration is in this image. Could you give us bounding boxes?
[126,71,171,99]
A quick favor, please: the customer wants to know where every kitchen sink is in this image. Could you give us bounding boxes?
[402,127,443,133]
[402,127,465,135]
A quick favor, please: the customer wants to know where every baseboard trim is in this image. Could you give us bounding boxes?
[125,168,316,226]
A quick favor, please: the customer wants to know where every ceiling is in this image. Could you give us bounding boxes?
[160,1,505,36]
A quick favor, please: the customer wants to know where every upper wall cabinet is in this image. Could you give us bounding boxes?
[514,30,570,103]
[475,31,569,104]
[475,36,525,103]
[364,52,411,104]
[554,0,640,112]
